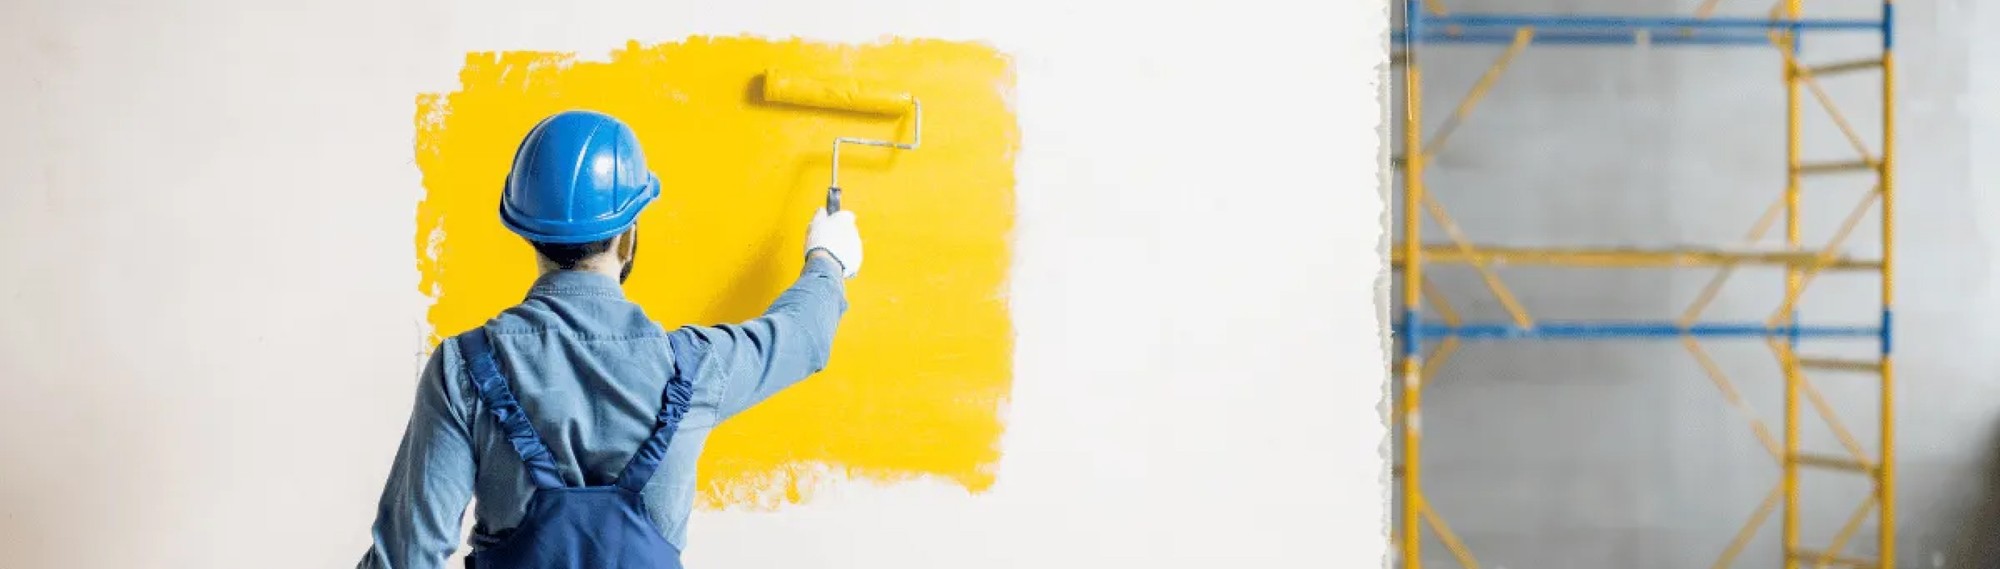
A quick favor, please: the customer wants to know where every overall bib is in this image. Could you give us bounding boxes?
[457,328,699,569]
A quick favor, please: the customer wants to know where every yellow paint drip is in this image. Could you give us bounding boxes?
[413,36,1018,509]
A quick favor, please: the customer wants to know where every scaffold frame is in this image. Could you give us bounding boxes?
[1388,0,1897,567]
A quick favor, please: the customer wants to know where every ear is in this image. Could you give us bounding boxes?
[617,227,639,261]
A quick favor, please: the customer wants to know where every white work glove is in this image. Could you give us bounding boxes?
[806,208,863,279]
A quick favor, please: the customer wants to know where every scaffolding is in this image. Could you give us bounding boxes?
[1389,0,1896,567]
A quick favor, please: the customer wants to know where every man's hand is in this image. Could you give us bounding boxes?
[806,208,862,279]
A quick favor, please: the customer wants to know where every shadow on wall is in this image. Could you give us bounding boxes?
[1947,418,2000,569]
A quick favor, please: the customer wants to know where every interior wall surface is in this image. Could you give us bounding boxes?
[0,0,1389,567]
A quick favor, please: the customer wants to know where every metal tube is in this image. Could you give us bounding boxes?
[1386,244,1880,270]
[1420,13,1880,31]
[1803,57,1885,77]
[1395,320,1882,340]
[1393,30,1775,47]
[1398,1,1425,567]
[1879,1,1898,565]
[827,99,923,208]
[1421,28,1533,157]
[1781,1,1803,563]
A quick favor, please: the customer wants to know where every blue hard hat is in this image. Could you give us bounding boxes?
[500,110,661,244]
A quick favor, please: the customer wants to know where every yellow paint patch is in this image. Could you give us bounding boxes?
[413,36,1017,509]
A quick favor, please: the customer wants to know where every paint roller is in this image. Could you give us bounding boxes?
[759,69,922,213]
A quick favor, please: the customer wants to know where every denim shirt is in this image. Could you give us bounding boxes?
[358,257,847,569]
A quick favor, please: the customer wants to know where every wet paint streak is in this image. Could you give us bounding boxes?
[413,36,1017,509]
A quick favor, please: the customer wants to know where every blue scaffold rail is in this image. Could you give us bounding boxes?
[1393,30,1774,46]
[1392,9,1887,47]
[1393,319,1883,341]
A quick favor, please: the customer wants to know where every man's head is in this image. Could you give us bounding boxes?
[498,110,660,282]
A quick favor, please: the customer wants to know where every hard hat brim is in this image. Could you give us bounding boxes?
[500,173,662,245]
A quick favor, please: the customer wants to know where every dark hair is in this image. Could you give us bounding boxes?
[532,237,617,270]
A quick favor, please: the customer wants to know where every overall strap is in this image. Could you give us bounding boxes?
[615,330,703,492]
[458,328,567,490]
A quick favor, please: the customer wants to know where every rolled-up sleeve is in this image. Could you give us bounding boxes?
[358,342,479,569]
[691,256,849,421]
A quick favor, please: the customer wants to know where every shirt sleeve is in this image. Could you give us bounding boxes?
[687,255,849,422]
[357,342,479,569]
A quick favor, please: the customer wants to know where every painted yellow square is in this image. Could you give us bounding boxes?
[413,36,1017,509]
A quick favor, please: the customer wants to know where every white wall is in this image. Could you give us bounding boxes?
[0,0,1388,567]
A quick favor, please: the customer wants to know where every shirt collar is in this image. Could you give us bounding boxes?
[526,270,628,299]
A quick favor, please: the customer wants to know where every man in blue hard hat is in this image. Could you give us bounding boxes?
[357,109,863,569]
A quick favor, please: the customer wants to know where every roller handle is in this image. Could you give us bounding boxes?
[826,186,843,213]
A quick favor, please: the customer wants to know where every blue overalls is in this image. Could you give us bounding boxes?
[455,327,700,569]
